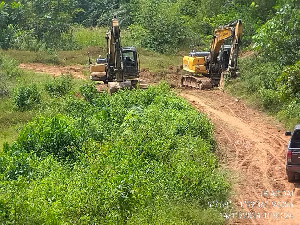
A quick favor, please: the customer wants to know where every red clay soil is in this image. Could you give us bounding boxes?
[180,89,299,225]
[19,63,87,80]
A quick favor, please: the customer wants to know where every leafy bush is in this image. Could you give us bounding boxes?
[9,114,86,162]
[45,75,73,97]
[129,1,186,53]
[0,73,9,97]
[228,56,299,127]
[13,84,41,111]
[0,55,23,97]
[79,82,98,103]
[1,144,36,181]
[1,83,230,224]
[258,88,282,112]
[0,56,22,78]
[276,61,300,102]
[278,101,300,129]
[253,4,299,66]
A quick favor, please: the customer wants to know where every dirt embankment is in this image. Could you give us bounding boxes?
[18,63,300,224]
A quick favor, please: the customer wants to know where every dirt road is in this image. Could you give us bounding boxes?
[19,63,87,80]
[180,89,300,225]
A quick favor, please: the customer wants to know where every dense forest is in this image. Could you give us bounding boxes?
[0,0,298,52]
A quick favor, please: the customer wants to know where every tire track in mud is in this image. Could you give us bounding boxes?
[180,89,299,225]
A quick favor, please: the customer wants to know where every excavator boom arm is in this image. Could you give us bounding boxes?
[106,18,123,82]
[210,28,232,62]
[209,20,242,63]
[228,20,242,71]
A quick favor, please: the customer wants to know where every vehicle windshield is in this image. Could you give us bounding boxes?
[123,51,135,61]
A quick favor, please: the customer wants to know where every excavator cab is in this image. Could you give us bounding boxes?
[219,45,231,71]
[122,47,139,79]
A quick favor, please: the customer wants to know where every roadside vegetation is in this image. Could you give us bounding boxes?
[226,3,299,129]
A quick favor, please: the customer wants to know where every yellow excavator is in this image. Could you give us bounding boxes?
[89,16,139,93]
[181,20,242,89]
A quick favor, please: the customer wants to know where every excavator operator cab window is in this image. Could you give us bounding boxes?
[123,51,135,62]
[122,48,138,77]
[122,51,137,67]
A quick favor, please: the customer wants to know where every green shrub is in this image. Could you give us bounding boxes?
[253,4,300,66]
[12,115,86,162]
[258,88,282,112]
[79,82,98,103]
[0,56,22,78]
[278,101,300,130]
[13,84,41,111]
[1,144,36,181]
[0,73,9,97]
[45,75,73,97]
[1,83,230,224]
[0,55,23,97]
[276,61,300,102]
[228,56,299,127]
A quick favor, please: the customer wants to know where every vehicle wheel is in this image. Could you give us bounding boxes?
[287,171,295,182]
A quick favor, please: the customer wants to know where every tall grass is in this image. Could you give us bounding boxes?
[73,26,108,49]
[0,53,86,151]
[73,26,134,49]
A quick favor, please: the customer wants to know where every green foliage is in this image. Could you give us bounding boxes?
[226,2,299,127]
[13,84,41,111]
[1,0,296,54]
[11,115,86,162]
[0,55,23,78]
[73,0,128,27]
[228,54,300,127]
[0,0,77,50]
[253,4,300,66]
[258,88,282,112]
[0,55,23,97]
[129,0,186,53]
[1,83,230,223]
[278,100,300,129]
[1,144,36,181]
[79,82,98,103]
[45,75,73,97]
[276,61,300,102]
[73,26,110,49]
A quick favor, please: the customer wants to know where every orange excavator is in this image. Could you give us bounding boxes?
[181,20,242,89]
